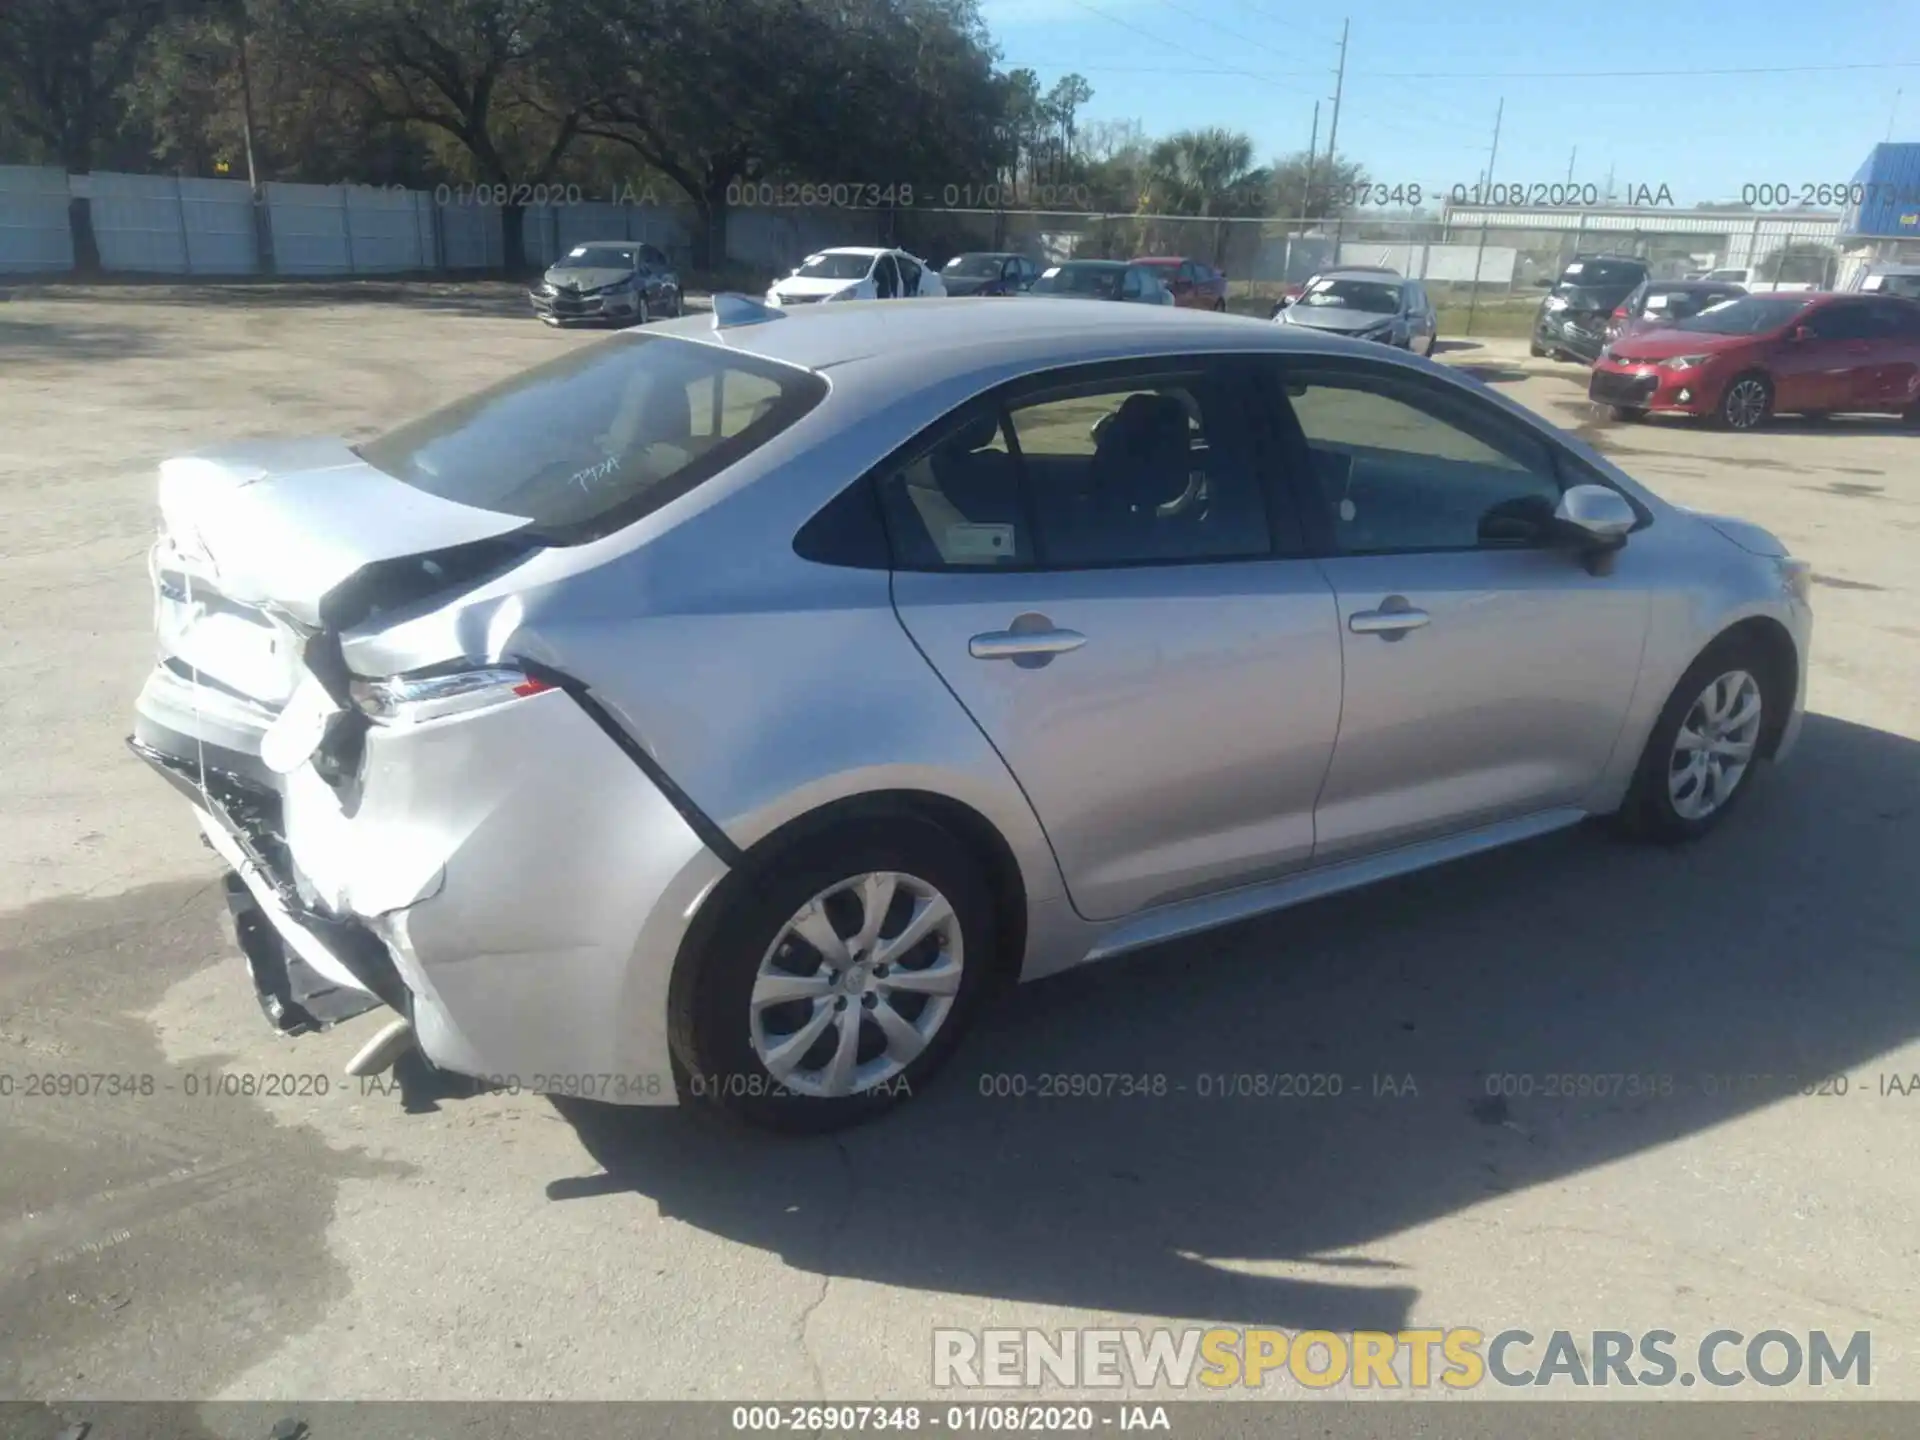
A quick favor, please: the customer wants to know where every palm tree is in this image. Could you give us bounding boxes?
[1143,126,1268,266]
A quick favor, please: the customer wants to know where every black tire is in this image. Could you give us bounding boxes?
[1714,371,1773,431]
[1609,405,1647,423]
[1528,340,1546,358]
[669,815,996,1133]
[1615,634,1779,844]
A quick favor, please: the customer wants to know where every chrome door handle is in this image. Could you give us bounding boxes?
[969,627,1088,660]
[1349,607,1431,636]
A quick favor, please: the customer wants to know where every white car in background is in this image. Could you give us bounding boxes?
[768,247,946,305]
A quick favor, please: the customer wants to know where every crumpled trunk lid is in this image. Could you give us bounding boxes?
[151,438,536,710]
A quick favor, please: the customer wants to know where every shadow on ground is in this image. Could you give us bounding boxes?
[547,713,1920,1334]
[0,879,411,1399]
[0,318,175,364]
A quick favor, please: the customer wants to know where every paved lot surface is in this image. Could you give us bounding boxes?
[0,287,1916,1403]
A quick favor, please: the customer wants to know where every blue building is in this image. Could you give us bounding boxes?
[1837,142,1920,282]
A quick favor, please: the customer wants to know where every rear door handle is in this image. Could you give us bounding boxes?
[969,627,1088,660]
[1349,607,1431,637]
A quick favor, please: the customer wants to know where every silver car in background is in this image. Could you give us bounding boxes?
[1277,269,1440,356]
[133,296,1811,1132]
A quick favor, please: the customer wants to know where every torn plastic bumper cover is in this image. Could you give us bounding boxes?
[127,737,406,1034]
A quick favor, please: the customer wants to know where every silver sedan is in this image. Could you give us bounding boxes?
[133,296,1811,1132]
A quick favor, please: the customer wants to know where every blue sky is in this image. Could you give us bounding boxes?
[980,0,1917,206]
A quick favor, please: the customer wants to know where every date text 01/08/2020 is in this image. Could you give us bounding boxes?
[1448,182,1676,207]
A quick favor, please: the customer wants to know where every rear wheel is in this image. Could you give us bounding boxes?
[1715,372,1772,431]
[671,817,996,1133]
[1616,637,1775,843]
[1528,340,1546,357]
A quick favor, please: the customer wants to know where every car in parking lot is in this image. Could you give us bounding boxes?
[1532,256,1651,363]
[1850,263,1920,300]
[529,241,682,326]
[131,294,1812,1133]
[1604,279,1748,345]
[1275,270,1438,355]
[767,247,945,305]
[1589,291,1920,429]
[940,252,1041,296]
[1270,264,1399,318]
[1130,256,1228,310]
[1026,260,1175,304]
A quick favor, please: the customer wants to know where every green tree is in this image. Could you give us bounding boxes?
[1144,127,1267,217]
[284,0,597,272]
[1265,148,1368,222]
[0,0,194,271]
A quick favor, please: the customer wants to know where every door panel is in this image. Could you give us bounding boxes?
[1262,358,1652,859]
[1312,551,1646,858]
[880,359,1342,921]
[893,565,1342,918]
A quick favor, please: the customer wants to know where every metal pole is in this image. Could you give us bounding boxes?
[1326,19,1349,252]
[234,9,274,274]
[1300,100,1319,232]
[1566,146,1576,184]
[1464,97,1502,337]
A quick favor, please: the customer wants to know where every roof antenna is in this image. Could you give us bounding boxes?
[711,293,787,330]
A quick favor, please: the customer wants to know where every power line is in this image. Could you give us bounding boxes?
[1356,59,1920,79]
[1022,58,1920,80]
[1145,0,1293,62]
[1056,0,1300,88]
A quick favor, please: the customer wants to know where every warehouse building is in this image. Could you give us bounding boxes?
[1835,141,1920,286]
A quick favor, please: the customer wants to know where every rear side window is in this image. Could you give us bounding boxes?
[356,335,826,544]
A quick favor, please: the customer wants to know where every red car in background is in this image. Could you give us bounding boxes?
[1589,292,1920,431]
[1130,256,1228,311]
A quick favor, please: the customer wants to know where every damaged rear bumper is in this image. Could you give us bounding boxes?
[128,681,732,1106]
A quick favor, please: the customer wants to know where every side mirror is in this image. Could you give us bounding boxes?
[1553,484,1636,573]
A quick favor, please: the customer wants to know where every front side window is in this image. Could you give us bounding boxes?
[1801,303,1873,341]
[356,335,826,543]
[1274,365,1565,554]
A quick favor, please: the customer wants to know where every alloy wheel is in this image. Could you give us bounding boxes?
[1723,378,1769,430]
[1668,670,1764,821]
[749,871,964,1098]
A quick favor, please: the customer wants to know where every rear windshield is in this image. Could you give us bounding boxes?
[943,254,1007,277]
[355,334,827,544]
[1034,265,1124,296]
[1556,259,1644,292]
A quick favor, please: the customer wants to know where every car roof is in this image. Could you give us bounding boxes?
[812,246,890,258]
[667,296,1352,387]
[1649,279,1743,290]
[950,251,1020,259]
[1316,269,1406,282]
[1056,259,1130,269]
[1131,256,1186,264]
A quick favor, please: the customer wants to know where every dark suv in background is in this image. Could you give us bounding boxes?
[1532,255,1650,363]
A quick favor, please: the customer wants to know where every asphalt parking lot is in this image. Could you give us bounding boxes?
[1,284,1916,1403]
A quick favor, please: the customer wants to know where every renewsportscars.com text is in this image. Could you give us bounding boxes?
[932,1327,1871,1391]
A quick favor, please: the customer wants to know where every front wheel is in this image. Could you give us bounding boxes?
[1609,404,1646,423]
[1616,639,1774,843]
[1715,373,1773,431]
[1528,340,1546,357]
[670,817,996,1133]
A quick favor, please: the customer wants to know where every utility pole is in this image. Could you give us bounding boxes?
[1300,101,1319,227]
[1326,18,1349,251]
[1464,96,1503,338]
[1566,146,1577,184]
[232,1,274,275]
